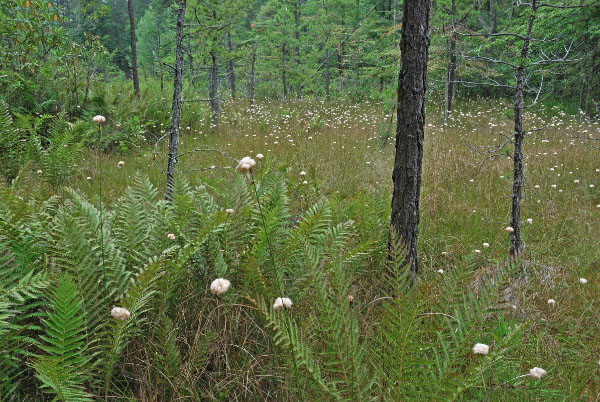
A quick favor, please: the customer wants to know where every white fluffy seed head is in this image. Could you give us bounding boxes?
[529,367,547,379]
[225,208,235,214]
[93,115,106,124]
[273,297,293,310]
[579,277,588,284]
[300,171,306,176]
[483,242,490,249]
[505,226,514,233]
[210,278,231,295]
[256,153,264,159]
[472,343,489,355]
[236,156,256,173]
[547,298,555,305]
[111,307,130,321]
[167,233,175,240]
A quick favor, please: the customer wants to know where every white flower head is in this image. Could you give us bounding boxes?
[472,343,489,355]
[302,180,308,185]
[225,208,235,214]
[529,367,547,379]
[505,226,515,233]
[547,298,555,305]
[474,249,481,254]
[236,156,256,174]
[93,115,106,124]
[273,297,293,310]
[483,242,490,249]
[300,171,307,176]
[36,169,42,175]
[210,278,231,295]
[117,160,125,168]
[579,277,588,284]
[527,218,533,224]
[167,233,175,240]
[256,153,264,160]
[111,306,130,321]
[437,269,444,274]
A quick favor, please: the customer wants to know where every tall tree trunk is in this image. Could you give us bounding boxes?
[165,0,186,201]
[282,42,288,101]
[509,0,536,259]
[227,31,236,100]
[294,0,301,63]
[337,42,343,93]
[444,0,457,124]
[325,52,331,101]
[209,49,219,124]
[390,0,431,281]
[392,0,399,45]
[127,0,140,98]
[489,0,497,34]
[157,19,163,93]
[250,44,256,107]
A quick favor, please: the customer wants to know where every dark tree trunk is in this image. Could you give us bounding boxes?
[227,31,236,100]
[393,0,398,45]
[489,0,497,34]
[325,52,331,101]
[444,0,457,123]
[337,42,343,93]
[165,0,186,202]
[127,0,140,98]
[157,20,164,93]
[250,44,256,107]
[509,0,536,259]
[390,0,431,281]
[282,42,288,101]
[209,49,219,124]
[294,0,301,63]
[187,42,196,86]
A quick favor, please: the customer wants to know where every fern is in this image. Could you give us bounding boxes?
[39,117,87,189]
[0,100,30,184]
[34,275,93,401]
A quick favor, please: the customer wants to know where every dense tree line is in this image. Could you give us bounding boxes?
[1,0,598,116]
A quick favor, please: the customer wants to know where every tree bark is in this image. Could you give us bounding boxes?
[250,44,256,107]
[489,0,497,34]
[209,49,219,124]
[325,52,331,101]
[444,0,457,124]
[282,42,288,101]
[227,31,236,100]
[127,0,140,98]
[294,0,301,63]
[390,0,431,281]
[157,20,164,93]
[165,0,186,202]
[337,42,343,93]
[509,0,536,259]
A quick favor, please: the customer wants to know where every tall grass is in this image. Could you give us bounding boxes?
[1,93,599,400]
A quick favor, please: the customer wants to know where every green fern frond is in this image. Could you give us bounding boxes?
[35,275,92,401]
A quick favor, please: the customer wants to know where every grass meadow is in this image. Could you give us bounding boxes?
[4,95,600,400]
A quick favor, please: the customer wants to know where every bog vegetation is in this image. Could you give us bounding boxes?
[1,0,599,400]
